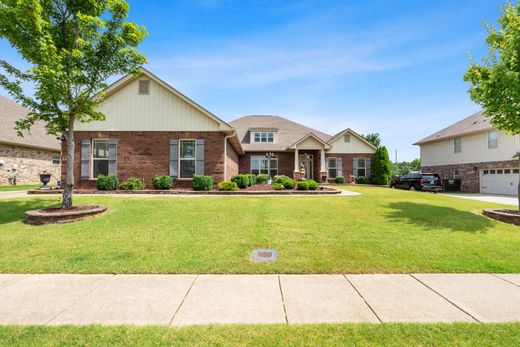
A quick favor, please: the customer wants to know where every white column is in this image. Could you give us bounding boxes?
[321,148,326,171]
[294,148,299,171]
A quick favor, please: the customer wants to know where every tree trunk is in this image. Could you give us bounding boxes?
[518,154,520,211]
[61,119,75,209]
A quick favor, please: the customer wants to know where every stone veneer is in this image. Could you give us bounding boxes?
[0,143,61,185]
[62,131,238,189]
[422,159,518,193]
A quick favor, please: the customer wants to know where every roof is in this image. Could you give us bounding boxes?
[229,115,333,151]
[0,95,60,151]
[102,67,235,132]
[328,128,378,150]
[414,111,493,145]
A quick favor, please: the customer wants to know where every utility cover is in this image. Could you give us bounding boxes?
[252,249,277,262]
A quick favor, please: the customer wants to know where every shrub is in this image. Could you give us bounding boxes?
[152,175,173,190]
[246,174,257,186]
[334,176,345,184]
[358,176,368,184]
[231,174,250,189]
[96,174,118,190]
[119,177,144,190]
[281,177,294,189]
[192,175,213,191]
[218,181,239,191]
[297,180,309,190]
[256,174,269,184]
[307,179,318,190]
[273,175,291,184]
[372,146,392,185]
[272,183,284,190]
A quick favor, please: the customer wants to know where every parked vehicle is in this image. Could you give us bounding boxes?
[391,173,443,192]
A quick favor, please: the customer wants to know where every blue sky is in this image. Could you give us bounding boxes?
[0,0,506,160]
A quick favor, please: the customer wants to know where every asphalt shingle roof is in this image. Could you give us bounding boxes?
[0,95,60,151]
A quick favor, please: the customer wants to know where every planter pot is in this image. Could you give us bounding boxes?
[39,174,51,190]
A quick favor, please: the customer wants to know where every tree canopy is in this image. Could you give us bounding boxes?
[371,146,392,185]
[361,133,381,147]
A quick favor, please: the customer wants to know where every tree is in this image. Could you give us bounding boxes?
[371,146,392,185]
[391,159,420,176]
[464,1,520,209]
[410,158,421,171]
[0,0,147,209]
[361,133,381,147]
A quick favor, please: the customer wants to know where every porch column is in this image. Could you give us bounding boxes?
[320,148,326,171]
[294,148,299,171]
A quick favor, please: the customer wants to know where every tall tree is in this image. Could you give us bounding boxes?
[361,133,381,148]
[0,0,147,209]
[371,146,392,185]
[464,1,520,209]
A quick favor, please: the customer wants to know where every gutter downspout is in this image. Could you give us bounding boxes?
[224,131,236,181]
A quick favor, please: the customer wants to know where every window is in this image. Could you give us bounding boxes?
[251,155,278,177]
[514,169,519,174]
[326,157,338,178]
[344,134,351,143]
[505,169,511,174]
[454,137,462,153]
[253,132,275,143]
[179,140,196,179]
[453,169,460,178]
[490,169,496,174]
[483,170,489,175]
[92,140,109,177]
[138,80,149,95]
[355,157,366,177]
[488,130,498,149]
[497,169,503,174]
[52,155,60,165]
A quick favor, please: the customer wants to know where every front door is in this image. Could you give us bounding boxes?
[298,154,314,179]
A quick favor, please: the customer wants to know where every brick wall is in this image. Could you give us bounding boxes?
[0,143,60,185]
[238,151,295,177]
[225,140,239,181]
[62,131,229,189]
[325,153,376,181]
[422,159,518,192]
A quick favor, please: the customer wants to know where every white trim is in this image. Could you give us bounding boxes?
[91,139,109,179]
[327,128,377,150]
[289,132,331,149]
[178,139,196,179]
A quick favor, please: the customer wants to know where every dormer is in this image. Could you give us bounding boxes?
[249,128,278,144]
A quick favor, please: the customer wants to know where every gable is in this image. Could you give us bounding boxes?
[328,131,375,154]
[74,73,224,132]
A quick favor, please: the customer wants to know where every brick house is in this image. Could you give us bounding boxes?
[0,96,61,185]
[415,111,520,195]
[63,68,376,188]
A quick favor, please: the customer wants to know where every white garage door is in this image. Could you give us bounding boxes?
[481,169,519,195]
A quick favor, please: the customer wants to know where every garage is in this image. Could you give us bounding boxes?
[480,169,519,195]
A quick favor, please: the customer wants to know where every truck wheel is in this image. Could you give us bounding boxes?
[409,185,416,191]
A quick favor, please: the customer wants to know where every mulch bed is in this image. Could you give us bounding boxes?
[38,205,99,214]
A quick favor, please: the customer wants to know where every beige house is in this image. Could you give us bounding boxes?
[0,96,61,185]
[415,111,520,195]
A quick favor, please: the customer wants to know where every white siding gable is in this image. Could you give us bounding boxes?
[75,77,221,131]
[297,136,326,150]
[420,130,520,166]
[328,132,375,154]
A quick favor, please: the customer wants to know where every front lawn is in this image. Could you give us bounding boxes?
[0,184,39,191]
[0,186,519,273]
[1,323,519,346]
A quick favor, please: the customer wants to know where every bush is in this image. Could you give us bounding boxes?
[334,176,345,184]
[231,174,250,189]
[272,183,284,190]
[282,178,295,189]
[246,174,257,186]
[358,176,368,184]
[152,175,173,190]
[192,175,213,191]
[307,179,318,190]
[96,174,118,190]
[273,175,290,184]
[119,177,144,190]
[256,174,269,184]
[297,180,309,190]
[372,146,392,185]
[218,181,239,191]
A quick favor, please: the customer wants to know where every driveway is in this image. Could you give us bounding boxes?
[442,193,518,206]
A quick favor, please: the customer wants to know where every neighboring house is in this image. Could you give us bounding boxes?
[63,68,376,188]
[415,111,520,195]
[0,96,61,185]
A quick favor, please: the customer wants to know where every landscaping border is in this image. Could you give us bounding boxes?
[28,188,341,195]
[483,208,520,226]
[24,205,108,225]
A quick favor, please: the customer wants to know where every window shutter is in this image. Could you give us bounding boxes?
[337,157,343,177]
[108,139,117,175]
[80,139,91,180]
[353,158,358,177]
[195,139,205,175]
[169,139,179,178]
[366,157,371,179]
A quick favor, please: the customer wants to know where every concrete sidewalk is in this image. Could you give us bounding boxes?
[1,274,520,325]
[442,193,517,206]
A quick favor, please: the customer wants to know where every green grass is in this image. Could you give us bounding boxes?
[0,186,519,273]
[1,323,519,346]
[0,184,39,191]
